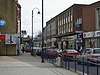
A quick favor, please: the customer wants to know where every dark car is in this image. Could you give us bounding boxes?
[24,46,31,52]
[36,47,42,56]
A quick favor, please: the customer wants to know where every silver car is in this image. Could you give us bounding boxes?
[76,48,100,65]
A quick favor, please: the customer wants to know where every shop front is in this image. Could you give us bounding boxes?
[83,31,95,48]
[94,30,100,48]
[67,35,76,49]
[75,33,83,51]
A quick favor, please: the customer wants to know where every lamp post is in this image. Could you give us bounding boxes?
[41,0,44,63]
[31,7,40,56]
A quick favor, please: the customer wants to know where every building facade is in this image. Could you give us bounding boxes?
[56,4,87,50]
[45,4,87,50]
[45,1,100,50]
[46,17,57,48]
[83,1,100,48]
[0,0,21,55]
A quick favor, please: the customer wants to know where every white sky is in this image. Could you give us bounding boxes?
[18,0,99,36]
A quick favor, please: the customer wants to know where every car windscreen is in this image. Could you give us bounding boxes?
[67,50,78,53]
[93,49,100,54]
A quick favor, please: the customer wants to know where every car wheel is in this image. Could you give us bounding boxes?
[76,58,82,64]
[77,60,82,64]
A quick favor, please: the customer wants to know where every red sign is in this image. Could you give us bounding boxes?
[0,35,5,40]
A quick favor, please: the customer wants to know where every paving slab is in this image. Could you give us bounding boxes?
[0,53,79,75]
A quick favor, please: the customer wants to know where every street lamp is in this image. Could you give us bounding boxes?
[41,0,44,63]
[31,7,40,56]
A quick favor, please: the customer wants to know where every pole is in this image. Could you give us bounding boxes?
[31,10,34,55]
[41,0,44,63]
[31,8,40,56]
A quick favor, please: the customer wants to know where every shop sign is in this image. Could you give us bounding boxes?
[95,30,100,37]
[5,34,20,44]
[83,31,94,38]
[0,35,5,40]
[75,31,83,33]
[67,36,75,40]
[77,33,83,39]
[75,24,81,28]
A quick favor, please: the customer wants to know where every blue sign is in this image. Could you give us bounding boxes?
[37,34,42,38]
[75,24,81,28]
[0,20,6,26]
[77,33,83,39]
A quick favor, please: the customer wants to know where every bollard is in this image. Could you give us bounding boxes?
[68,57,70,70]
[82,58,84,75]
[52,55,53,63]
[65,61,67,68]
[97,60,98,75]
[75,56,77,72]
[87,59,89,75]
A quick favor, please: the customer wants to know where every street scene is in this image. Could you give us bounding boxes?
[0,0,100,75]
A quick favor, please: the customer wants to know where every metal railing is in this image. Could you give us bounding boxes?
[43,54,100,75]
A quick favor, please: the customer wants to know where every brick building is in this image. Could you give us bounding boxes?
[45,4,88,49]
[83,1,100,48]
[45,1,100,50]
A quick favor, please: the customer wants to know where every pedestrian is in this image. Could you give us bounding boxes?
[21,44,25,53]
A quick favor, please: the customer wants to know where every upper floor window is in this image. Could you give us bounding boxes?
[75,18,82,25]
[96,8,100,29]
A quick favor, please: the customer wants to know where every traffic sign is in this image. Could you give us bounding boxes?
[0,20,6,26]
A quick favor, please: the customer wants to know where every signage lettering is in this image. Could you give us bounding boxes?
[97,32,100,35]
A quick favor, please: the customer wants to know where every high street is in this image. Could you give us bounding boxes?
[0,53,78,75]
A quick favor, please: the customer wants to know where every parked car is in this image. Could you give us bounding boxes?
[24,46,31,52]
[31,47,42,56]
[62,49,80,58]
[45,48,59,59]
[36,47,42,56]
[76,48,100,65]
[24,42,31,52]
[47,49,59,55]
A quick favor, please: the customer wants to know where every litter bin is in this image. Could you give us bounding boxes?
[31,49,36,56]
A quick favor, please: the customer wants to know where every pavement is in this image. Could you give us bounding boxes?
[0,53,79,75]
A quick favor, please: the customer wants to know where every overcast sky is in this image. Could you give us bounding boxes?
[18,0,99,36]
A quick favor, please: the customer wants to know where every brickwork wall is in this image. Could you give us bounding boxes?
[83,1,100,31]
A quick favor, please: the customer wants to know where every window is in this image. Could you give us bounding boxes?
[93,49,100,54]
[84,49,91,54]
[58,17,59,26]
[71,15,72,21]
[96,8,100,29]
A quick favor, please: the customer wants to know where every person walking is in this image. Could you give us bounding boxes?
[21,44,25,53]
